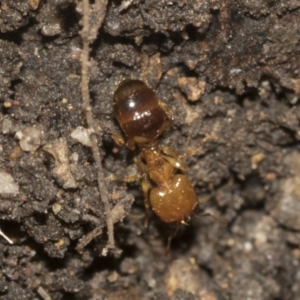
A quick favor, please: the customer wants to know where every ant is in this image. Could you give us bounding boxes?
[112,79,225,251]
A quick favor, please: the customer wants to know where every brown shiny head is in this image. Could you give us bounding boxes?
[113,80,167,146]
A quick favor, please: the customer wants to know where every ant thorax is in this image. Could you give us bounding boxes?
[140,142,174,188]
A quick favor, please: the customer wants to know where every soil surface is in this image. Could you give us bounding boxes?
[0,0,300,299]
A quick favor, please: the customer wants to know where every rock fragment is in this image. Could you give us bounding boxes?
[272,152,300,230]
[15,126,43,153]
[0,170,19,195]
[178,77,206,101]
[70,126,92,147]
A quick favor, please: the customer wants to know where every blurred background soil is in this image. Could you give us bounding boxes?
[0,0,300,299]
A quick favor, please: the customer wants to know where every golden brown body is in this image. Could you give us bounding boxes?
[113,79,198,224]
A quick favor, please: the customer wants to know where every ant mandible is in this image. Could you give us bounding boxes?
[113,79,223,249]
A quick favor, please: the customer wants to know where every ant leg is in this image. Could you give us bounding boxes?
[105,173,142,183]
[136,154,152,227]
[158,100,174,123]
[111,132,135,150]
[165,225,180,255]
[159,118,173,135]
[182,134,216,158]
[161,134,215,172]
[161,146,188,172]
[199,212,228,227]
[106,142,144,183]
[111,132,125,147]
[141,177,152,227]
[106,153,145,182]
[155,100,174,137]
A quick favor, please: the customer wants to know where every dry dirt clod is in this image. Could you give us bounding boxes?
[70,126,92,147]
[177,77,206,102]
[0,169,19,195]
[165,258,208,296]
[15,126,43,153]
[43,138,78,189]
[272,151,300,231]
[28,0,40,10]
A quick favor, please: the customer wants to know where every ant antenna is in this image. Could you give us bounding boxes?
[184,123,195,152]
[165,218,192,255]
[197,212,228,227]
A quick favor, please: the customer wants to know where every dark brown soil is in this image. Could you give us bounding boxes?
[0,0,300,299]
